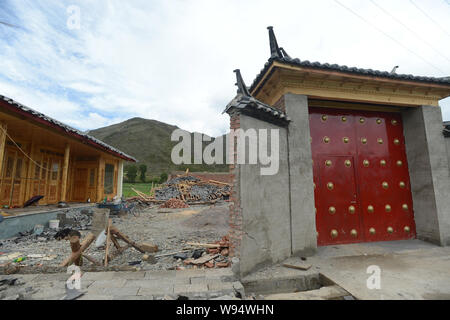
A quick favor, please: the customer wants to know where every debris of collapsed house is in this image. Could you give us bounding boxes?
[128,175,231,208]
[0,199,231,273]
[163,235,231,270]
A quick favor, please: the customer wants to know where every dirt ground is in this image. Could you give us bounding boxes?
[0,202,230,272]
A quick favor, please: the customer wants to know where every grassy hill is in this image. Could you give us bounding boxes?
[88,117,228,178]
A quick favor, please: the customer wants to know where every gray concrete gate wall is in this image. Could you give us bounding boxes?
[238,114,291,275]
[402,105,450,246]
[284,94,317,256]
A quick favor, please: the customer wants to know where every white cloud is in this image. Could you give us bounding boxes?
[0,0,449,137]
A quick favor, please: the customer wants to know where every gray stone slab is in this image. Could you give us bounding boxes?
[174,283,209,296]
[124,279,181,288]
[77,294,114,300]
[81,271,116,281]
[112,271,146,280]
[138,286,174,296]
[88,279,126,289]
[92,287,139,296]
[113,295,154,300]
[33,273,71,282]
[144,270,177,280]
[207,281,234,292]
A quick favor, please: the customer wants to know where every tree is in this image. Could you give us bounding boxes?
[159,172,168,184]
[125,165,138,183]
[138,164,147,183]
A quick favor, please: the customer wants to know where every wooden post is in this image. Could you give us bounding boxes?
[24,141,35,201]
[60,232,96,267]
[60,144,70,202]
[104,218,112,266]
[117,160,124,198]
[97,157,105,202]
[69,234,82,266]
[0,122,7,187]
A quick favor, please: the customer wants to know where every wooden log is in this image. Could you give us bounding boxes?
[186,242,224,248]
[109,226,145,253]
[60,232,96,267]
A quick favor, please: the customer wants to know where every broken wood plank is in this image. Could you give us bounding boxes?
[208,179,231,186]
[190,254,219,265]
[282,262,312,271]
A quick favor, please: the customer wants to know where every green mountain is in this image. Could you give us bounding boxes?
[88,117,228,178]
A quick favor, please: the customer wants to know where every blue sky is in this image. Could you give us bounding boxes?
[0,0,449,136]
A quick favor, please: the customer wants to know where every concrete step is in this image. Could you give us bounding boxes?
[263,285,350,300]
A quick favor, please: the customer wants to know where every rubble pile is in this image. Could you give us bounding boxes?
[132,175,231,204]
[2,226,58,245]
[61,209,92,230]
[159,198,190,209]
[179,235,231,269]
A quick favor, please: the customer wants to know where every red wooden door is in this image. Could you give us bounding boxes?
[309,107,416,245]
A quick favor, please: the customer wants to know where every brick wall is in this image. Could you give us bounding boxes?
[228,111,242,258]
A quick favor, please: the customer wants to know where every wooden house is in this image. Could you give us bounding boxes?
[0,95,136,207]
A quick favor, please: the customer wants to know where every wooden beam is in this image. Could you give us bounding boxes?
[109,225,145,253]
[60,144,70,202]
[0,122,7,186]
